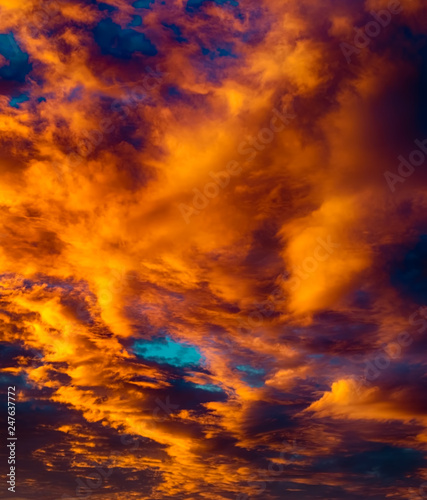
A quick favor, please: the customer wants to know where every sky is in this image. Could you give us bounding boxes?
[0,0,427,498]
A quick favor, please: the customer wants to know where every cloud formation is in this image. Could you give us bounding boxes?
[1,0,427,498]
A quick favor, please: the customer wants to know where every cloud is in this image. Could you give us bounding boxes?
[0,0,427,498]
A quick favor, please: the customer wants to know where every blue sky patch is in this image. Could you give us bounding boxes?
[133,336,203,367]
[236,365,265,388]
[9,93,29,108]
[129,15,143,27]
[0,33,32,82]
[133,0,154,8]
[163,23,187,43]
[193,383,223,392]
[236,365,265,375]
[201,45,237,60]
[187,0,238,10]
[93,18,157,59]
[98,2,117,12]
[391,235,427,304]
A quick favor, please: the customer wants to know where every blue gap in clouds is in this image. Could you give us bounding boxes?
[236,365,265,388]
[391,234,427,304]
[201,43,237,60]
[0,33,32,83]
[162,23,187,43]
[193,383,223,392]
[133,0,154,8]
[313,445,425,480]
[98,2,117,12]
[187,0,238,11]
[129,15,143,27]
[132,336,203,368]
[9,93,29,108]
[93,18,157,59]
